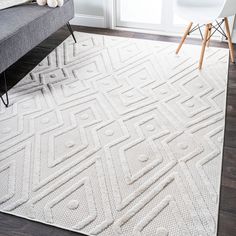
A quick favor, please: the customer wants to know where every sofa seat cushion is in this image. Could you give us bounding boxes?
[0,0,74,74]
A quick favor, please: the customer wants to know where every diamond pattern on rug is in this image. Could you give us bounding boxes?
[0,32,229,236]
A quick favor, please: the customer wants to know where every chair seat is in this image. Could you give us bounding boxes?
[0,0,74,74]
[176,5,223,24]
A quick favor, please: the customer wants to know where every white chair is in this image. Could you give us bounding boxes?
[175,0,236,69]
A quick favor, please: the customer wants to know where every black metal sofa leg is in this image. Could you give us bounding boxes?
[0,71,9,107]
[66,22,77,43]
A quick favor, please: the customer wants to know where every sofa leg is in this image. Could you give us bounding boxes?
[0,71,9,107]
[67,22,77,43]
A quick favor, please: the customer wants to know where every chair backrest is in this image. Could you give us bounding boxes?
[175,0,236,20]
[219,0,236,18]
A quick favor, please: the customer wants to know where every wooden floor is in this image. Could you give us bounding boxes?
[0,26,235,236]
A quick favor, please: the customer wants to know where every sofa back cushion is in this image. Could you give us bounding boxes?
[0,0,31,10]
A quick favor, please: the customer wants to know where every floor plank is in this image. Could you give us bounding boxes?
[0,212,81,236]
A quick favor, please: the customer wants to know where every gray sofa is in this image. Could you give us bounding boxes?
[0,0,76,107]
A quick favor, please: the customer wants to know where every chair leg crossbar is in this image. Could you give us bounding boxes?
[188,20,227,42]
[188,24,205,40]
[176,17,235,69]
[0,72,9,107]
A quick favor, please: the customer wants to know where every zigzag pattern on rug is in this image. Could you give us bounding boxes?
[0,32,229,236]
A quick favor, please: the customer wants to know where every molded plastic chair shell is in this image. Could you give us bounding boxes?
[175,0,236,24]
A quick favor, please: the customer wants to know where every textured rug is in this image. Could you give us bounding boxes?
[0,32,229,236]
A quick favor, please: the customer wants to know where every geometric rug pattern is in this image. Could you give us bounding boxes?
[0,32,229,236]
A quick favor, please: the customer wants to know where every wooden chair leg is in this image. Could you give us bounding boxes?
[176,22,193,54]
[224,17,235,63]
[199,24,211,70]
[207,23,212,47]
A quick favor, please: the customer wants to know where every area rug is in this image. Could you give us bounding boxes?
[0,32,229,236]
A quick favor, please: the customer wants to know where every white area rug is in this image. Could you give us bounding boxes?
[0,32,229,236]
